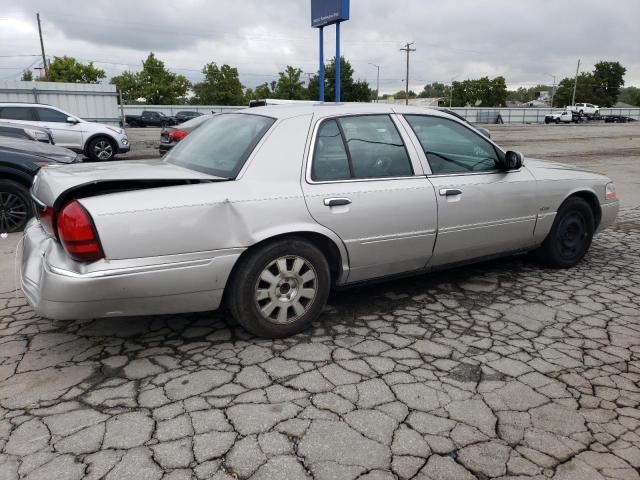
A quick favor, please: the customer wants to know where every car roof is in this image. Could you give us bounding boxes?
[0,102,55,107]
[240,103,459,121]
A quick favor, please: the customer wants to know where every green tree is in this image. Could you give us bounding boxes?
[419,82,448,98]
[246,82,276,101]
[392,90,417,99]
[274,66,307,100]
[20,69,33,81]
[592,61,626,107]
[111,53,190,104]
[618,86,640,106]
[42,56,105,83]
[110,71,142,103]
[192,62,245,105]
[507,84,553,103]
[449,76,507,107]
[553,73,595,107]
[308,57,372,102]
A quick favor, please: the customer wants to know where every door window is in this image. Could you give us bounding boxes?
[0,107,35,121]
[312,115,413,181]
[405,115,499,174]
[36,108,69,123]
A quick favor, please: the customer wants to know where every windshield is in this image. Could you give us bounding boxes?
[164,113,275,178]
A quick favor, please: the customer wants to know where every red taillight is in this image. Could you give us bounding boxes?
[169,129,188,141]
[56,201,104,262]
[35,206,55,236]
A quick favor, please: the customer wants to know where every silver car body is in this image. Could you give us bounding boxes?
[20,104,619,320]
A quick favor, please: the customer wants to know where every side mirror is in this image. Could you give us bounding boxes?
[66,117,79,124]
[503,151,523,171]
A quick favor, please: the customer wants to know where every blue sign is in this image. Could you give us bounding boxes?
[311,0,350,28]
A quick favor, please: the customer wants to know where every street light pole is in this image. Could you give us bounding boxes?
[449,78,456,108]
[368,63,380,103]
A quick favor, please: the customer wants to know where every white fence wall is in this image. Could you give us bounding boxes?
[0,81,121,125]
[448,107,640,124]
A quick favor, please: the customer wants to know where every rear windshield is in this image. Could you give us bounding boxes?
[164,113,275,178]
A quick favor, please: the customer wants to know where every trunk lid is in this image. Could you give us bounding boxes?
[32,159,224,207]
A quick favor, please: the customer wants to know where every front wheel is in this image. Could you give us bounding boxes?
[87,137,116,161]
[226,239,330,338]
[535,197,595,268]
[0,180,33,233]
[555,118,560,124]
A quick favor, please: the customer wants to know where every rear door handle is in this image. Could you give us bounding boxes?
[439,188,462,196]
[324,198,352,207]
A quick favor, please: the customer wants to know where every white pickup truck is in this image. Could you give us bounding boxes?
[566,103,600,118]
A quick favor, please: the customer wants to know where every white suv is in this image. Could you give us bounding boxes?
[0,103,129,161]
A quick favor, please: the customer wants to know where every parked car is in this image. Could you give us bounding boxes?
[125,111,178,128]
[0,138,81,232]
[159,114,214,155]
[21,105,619,338]
[0,121,54,144]
[603,115,636,123]
[566,103,600,118]
[175,111,203,123]
[545,111,575,124]
[0,103,129,161]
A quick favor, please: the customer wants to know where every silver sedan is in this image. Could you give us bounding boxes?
[20,104,619,337]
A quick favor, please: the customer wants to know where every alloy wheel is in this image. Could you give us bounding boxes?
[0,191,28,232]
[94,140,113,160]
[254,255,318,324]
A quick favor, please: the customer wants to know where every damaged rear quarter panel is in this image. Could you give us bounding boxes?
[79,114,349,265]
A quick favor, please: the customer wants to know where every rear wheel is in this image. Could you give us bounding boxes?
[227,239,330,338]
[87,137,116,162]
[0,180,33,233]
[535,197,595,268]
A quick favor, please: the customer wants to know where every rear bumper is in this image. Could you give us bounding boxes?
[20,220,243,320]
[158,143,174,155]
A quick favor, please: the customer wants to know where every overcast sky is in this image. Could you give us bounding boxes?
[1,0,639,94]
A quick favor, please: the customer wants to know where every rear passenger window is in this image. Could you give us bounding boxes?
[36,108,69,123]
[312,120,350,181]
[312,115,413,181]
[0,107,34,121]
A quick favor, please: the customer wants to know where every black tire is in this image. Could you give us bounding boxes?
[0,180,33,233]
[87,136,116,162]
[555,118,560,124]
[535,197,595,268]
[226,238,330,338]
[545,118,551,124]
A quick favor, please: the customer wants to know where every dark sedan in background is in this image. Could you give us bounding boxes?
[175,111,203,123]
[0,138,81,232]
[159,114,214,155]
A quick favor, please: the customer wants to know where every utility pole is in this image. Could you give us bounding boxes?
[368,63,380,103]
[550,75,556,107]
[36,13,48,79]
[400,42,416,105]
[571,59,580,106]
[449,78,456,108]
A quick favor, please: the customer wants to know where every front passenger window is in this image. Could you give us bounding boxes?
[36,108,69,123]
[405,115,499,174]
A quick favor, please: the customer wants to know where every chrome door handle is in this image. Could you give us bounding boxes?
[324,197,352,207]
[439,188,462,196]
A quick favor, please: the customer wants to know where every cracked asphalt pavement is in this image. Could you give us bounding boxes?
[1,208,639,480]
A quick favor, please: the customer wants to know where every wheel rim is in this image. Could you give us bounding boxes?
[558,210,588,260]
[254,255,318,325]
[94,140,113,160]
[0,191,28,232]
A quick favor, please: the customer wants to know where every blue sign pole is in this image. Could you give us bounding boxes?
[335,22,341,103]
[319,26,324,102]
